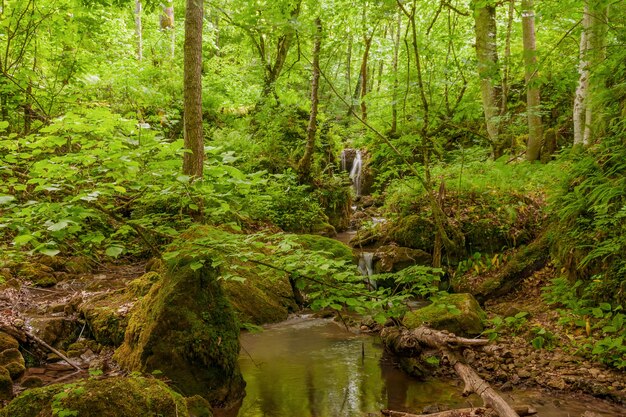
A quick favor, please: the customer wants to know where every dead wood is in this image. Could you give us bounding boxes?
[381,326,520,417]
[381,405,536,417]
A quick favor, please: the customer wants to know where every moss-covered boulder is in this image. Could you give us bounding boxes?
[0,348,25,380]
[0,377,212,417]
[114,258,245,407]
[78,272,160,346]
[0,332,18,352]
[0,366,11,401]
[386,215,436,253]
[403,293,486,336]
[17,262,58,287]
[28,317,79,349]
[373,245,432,273]
[293,234,354,262]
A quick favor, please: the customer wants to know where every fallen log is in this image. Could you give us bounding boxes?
[381,326,520,417]
[381,405,536,417]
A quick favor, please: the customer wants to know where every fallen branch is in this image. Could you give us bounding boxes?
[381,405,536,417]
[27,332,82,372]
[381,326,520,417]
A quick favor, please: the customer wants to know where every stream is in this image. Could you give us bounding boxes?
[234,316,625,417]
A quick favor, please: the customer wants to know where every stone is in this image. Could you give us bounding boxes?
[0,366,12,400]
[114,256,245,407]
[403,293,487,336]
[373,244,432,273]
[28,317,79,348]
[20,375,44,389]
[0,376,210,417]
[0,348,25,380]
[0,332,19,352]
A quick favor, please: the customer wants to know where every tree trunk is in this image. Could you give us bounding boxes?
[473,3,503,157]
[391,12,401,135]
[501,0,515,115]
[298,17,322,183]
[522,0,543,161]
[134,0,143,61]
[183,0,204,178]
[360,33,373,122]
[573,2,591,146]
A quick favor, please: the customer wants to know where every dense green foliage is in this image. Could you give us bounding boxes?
[0,0,625,375]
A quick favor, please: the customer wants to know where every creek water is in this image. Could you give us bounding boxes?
[234,316,625,417]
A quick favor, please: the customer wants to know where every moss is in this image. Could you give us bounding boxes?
[17,262,58,287]
[0,348,25,379]
[27,317,78,349]
[0,332,18,352]
[387,215,436,252]
[403,293,486,336]
[127,271,161,297]
[79,290,135,347]
[114,257,245,407]
[292,234,354,262]
[0,377,207,417]
[0,366,11,401]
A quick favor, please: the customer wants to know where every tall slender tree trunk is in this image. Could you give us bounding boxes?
[390,12,401,135]
[298,17,322,183]
[360,33,373,121]
[574,2,592,146]
[473,2,503,157]
[183,0,204,178]
[134,0,143,61]
[501,0,515,115]
[522,0,543,161]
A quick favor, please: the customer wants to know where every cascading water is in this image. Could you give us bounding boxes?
[357,252,376,289]
[349,150,363,197]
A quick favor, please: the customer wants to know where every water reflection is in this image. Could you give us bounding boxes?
[234,317,626,417]
[235,317,467,417]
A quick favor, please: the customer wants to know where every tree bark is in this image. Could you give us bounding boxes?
[183,0,204,178]
[298,17,322,183]
[134,0,143,61]
[391,12,401,135]
[360,33,373,122]
[382,405,536,417]
[522,0,543,161]
[381,326,520,417]
[573,1,591,146]
[473,2,503,157]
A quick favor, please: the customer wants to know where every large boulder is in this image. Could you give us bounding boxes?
[403,293,486,336]
[0,377,212,417]
[114,257,245,407]
[373,244,432,273]
[0,366,11,401]
[293,234,354,262]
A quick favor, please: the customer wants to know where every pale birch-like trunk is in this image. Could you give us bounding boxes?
[522,0,543,161]
[134,0,142,61]
[474,4,503,157]
[574,2,591,146]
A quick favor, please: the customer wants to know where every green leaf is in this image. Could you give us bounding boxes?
[0,195,15,205]
[190,261,204,271]
[0,121,8,132]
[105,246,124,258]
[39,248,60,257]
[48,220,71,232]
[14,234,33,245]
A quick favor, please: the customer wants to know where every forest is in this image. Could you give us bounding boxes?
[0,0,625,416]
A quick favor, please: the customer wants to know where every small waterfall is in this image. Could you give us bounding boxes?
[349,150,363,197]
[358,252,376,290]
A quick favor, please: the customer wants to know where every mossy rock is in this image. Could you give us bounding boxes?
[17,262,58,287]
[223,269,296,325]
[0,366,11,401]
[386,215,436,252]
[403,293,486,336]
[373,245,432,273]
[0,377,211,417]
[127,271,162,297]
[0,332,18,352]
[0,348,25,380]
[292,234,354,262]
[28,317,79,349]
[114,257,245,407]
[79,289,136,347]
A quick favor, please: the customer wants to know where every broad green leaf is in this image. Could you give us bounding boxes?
[48,220,71,232]
[0,195,15,205]
[39,248,60,257]
[105,246,124,258]
[190,261,204,271]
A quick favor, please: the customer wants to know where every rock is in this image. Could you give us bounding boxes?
[17,262,57,287]
[114,256,245,407]
[373,244,432,273]
[0,332,19,352]
[79,290,135,346]
[0,348,25,380]
[403,293,487,336]
[20,375,44,389]
[28,317,78,348]
[546,376,567,390]
[386,214,436,253]
[127,271,162,297]
[292,234,354,262]
[0,377,211,417]
[0,366,12,400]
